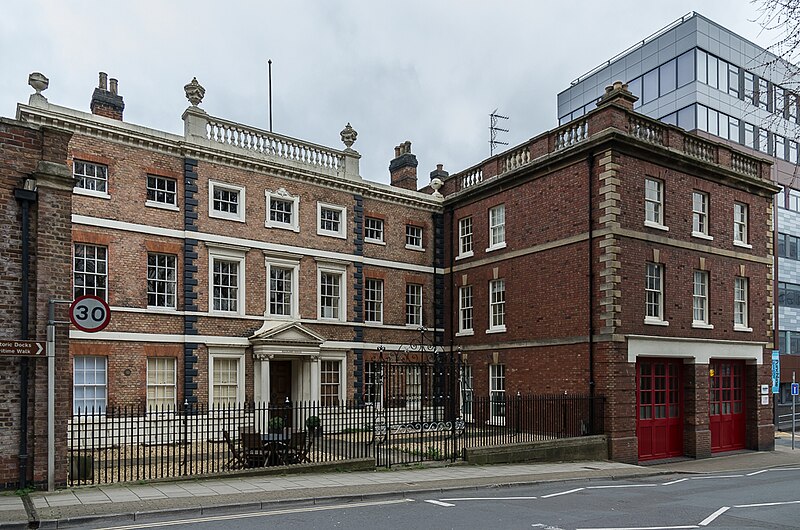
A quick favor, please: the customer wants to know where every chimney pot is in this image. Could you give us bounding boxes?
[110,78,118,95]
[91,72,125,120]
[389,140,418,191]
[99,72,108,90]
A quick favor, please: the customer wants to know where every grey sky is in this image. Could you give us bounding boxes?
[0,0,773,184]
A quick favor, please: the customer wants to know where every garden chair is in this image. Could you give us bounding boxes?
[239,428,269,468]
[222,430,247,470]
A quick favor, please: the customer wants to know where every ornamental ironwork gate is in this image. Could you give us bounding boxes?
[368,329,466,468]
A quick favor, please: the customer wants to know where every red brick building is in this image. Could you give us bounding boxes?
[440,82,778,462]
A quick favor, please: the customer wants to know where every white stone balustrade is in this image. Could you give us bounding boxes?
[629,116,664,145]
[502,145,531,174]
[460,167,483,190]
[683,136,716,163]
[555,120,588,150]
[731,153,759,177]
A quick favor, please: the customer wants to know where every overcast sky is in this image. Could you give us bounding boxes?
[0,0,777,184]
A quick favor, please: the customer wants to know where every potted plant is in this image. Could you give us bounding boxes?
[305,415,322,436]
[267,416,285,434]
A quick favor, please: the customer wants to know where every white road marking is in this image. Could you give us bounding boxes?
[586,484,657,489]
[733,499,800,508]
[424,499,455,507]
[688,474,743,480]
[698,506,729,526]
[575,524,700,530]
[94,498,415,529]
[439,496,537,501]
[746,469,768,476]
[769,467,800,472]
[661,478,689,485]
[576,526,699,530]
[531,524,565,529]
[540,487,584,498]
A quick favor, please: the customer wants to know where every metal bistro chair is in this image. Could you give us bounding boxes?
[222,430,247,470]
[285,430,314,464]
[239,428,269,468]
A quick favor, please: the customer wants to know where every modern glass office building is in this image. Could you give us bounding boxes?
[557,11,800,415]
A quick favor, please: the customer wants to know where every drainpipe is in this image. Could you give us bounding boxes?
[587,154,596,431]
[14,180,37,489]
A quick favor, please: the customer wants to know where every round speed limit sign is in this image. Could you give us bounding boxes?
[69,295,112,333]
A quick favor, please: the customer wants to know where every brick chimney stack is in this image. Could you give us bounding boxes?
[389,141,418,191]
[596,80,637,111]
[90,72,125,120]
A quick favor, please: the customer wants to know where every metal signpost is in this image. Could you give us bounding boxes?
[46,295,111,491]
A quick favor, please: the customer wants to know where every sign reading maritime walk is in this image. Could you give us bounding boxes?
[0,340,45,357]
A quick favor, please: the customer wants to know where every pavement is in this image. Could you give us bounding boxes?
[2,432,799,530]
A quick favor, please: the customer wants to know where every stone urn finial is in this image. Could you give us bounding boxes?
[430,177,443,198]
[29,72,49,94]
[340,123,358,150]
[184,77,205,107]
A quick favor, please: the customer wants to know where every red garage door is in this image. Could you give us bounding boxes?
[637,359,683,461]
[709,360,745,452]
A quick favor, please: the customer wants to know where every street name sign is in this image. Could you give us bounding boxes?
[0,340,45,356]
[772,350,781,394]
[69,295,111,333]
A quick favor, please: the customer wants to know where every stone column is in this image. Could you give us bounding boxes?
[310,357,321,403]
[253,355,271,405]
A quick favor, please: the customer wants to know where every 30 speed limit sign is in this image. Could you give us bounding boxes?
[69,295,112,333]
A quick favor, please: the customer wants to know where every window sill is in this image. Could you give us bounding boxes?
[317,229,346,239]
[485,242,507,253]
[644,220,669,231]
[486,326,506,334]
[455,330,474,337]
[455,251,474,261]
[147,306,179,313]
[691,231,713,241]
[74,188,111,200]
[734,325,753,332]
[692,322,714,329]
[365,239,386,246]
[404,245,425,252]
[209,212,246,223]
[733,241,753,250]
[644,317,669,326]
[146,200,179,212]
[265,221,300,233]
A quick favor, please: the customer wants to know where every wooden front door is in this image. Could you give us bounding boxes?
[269,361,292,404]
[637,358,683,461]
[709,360,746,452]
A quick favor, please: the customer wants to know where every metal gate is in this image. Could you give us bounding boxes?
[367,329,465,467]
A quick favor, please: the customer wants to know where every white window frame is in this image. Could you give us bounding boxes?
[733,202,751,248]
[645,262,668,325]
[461,364,474,422]
[146,357,176,411]
[147,253,177,310]
[458,216,474,259]
[266,256,300,319]
[364,361,383,407]
[208,349,245,408]
[74,243,108,301]
[208,246,246,315]
[209,180,245,222]
[644,177,667,230]
[320,358,344,407]
[265,188,300,232]
[734,276,751,332]
[364,278,384,323]
[146,174,179,211]
[73,356,107,414]
[692,191,712,240]
[489,363,506,426]
[488,278,506,333]
[317,202,347,239]
[364,217,385,244]
[317,262,347,322]
[73,160,110,199]
[692,270,713,329]
[457,285,474,336]
[405,225,424,251]
[405,283,423,326]
[487,204,506,252]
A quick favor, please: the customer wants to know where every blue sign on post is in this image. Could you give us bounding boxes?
[792,383,799,396]
[772,350,781,394]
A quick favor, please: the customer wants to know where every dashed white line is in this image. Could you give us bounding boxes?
[424,499,455,507]
[586,484,657,489]
[662,478,689,486]
[698,506,729,526]
[733,499,800,508]
[540,487,584,498]
[688,474,743,480]
[746,469,768,476]
[576,525,699,530]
